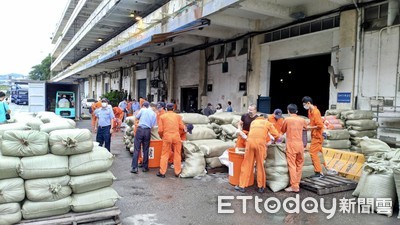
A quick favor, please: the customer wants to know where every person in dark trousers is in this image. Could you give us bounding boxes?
[94,98,115,152]
[203,103,214,116]
[131,101,157,174]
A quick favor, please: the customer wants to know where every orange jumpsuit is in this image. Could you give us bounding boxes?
[156,109,173,163]
[238,117,280,189]
[308,106,325,173]
[112,107,124,131]
[267,114,284,134]
[91,101,102,130]
[158,111,185,176]
[281,115,307,190]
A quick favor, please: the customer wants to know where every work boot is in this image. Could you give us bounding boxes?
[310,172,324,179]
[284,187,300,193]
[156,172,165,178]
[234,186,246,193]
[257,187,265,193]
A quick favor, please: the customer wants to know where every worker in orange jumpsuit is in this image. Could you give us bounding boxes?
[112,106,124,132]
[157,103,185,178]
[281,104,307,192]
[235,104,258,148]
[155,102,173,163]
[302,96,325,178]
[235,114,281,193]
[268,108,284,134]
[91,99,102,132]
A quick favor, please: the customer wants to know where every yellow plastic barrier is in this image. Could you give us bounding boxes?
[322,148,365,181]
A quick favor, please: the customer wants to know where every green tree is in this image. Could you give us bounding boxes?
[29,54,53,80]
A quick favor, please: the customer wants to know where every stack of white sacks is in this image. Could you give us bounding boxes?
[0,112,119,224]
[180,113,236,178]
[341,110,378,153]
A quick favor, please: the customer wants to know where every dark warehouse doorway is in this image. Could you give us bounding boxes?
[269,54,331,117]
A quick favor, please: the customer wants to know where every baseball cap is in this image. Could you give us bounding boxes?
[157,102,165,109]
[186,123,194,134]
[166,103,174,110]
[274,109,283,119]
[101,98,108,103]
[142,101,150,107]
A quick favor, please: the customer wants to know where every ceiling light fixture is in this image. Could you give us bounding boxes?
[97,38,103,42]
[135,16,142,21]
[129,12,135,18]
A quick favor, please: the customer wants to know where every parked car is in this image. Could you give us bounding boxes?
[81,98,96,109]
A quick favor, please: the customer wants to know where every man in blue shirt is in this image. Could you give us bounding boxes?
[131,99,140,114]
[0,91,10,123]
[94,98,115,152]
[131,101,157,173]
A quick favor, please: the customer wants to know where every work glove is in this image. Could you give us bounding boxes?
[239,131,247,140]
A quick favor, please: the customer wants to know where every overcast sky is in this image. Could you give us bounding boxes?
[0,0,68,76]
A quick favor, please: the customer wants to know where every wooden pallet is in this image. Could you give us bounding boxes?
[300,175,358,195]
[17,206,121,225]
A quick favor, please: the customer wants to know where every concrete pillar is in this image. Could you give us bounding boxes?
[130,67,136,100]
[88,76,92,98]
[336,9,357,108]
[246,34,263,110]
[168,57,175,102]
[199,50,207,110]
[146,65,151,101]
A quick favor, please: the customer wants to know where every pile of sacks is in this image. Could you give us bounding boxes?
[352,138,400,217]
[0,112,119,224]
[265,144,325,192]
[341,110,378,153]
[123,116,161,153]
[322,111,351,150]
[180,113,236,178]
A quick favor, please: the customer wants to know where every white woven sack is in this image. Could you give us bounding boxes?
[180,147,206,178]
[208,112,235,125]
[179,113,209,124]
[0,203,21,225]
[25,175,72,202]
[198,140,235,158]
[359,164,396,217]
[360,138,391,158]
[0,178,25,204]
[393,167,400,218]
[322,140,351,149]
[69,171,116,194]
[19,154,69,179]
[324,129,350,140]
[71,187,120,213]
[0,123,30,136]
[205,157,223,168]
[348,130,377,138]
[186,126,217,141]
[40,120,75,133]
[69,146,114,176]
[0,153,20,179]
[49,129,93,155]
[22,197,71,220]
[345,119,378,130]
[265,144,289,192]
[1,130,49,157]
[26,117,44,131]
[341,110,374,120]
